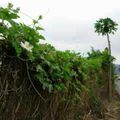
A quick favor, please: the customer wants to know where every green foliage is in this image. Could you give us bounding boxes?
[0,3,45,58]
[30,45,83,92]
[0,4,115,97]
[94,17,118,35]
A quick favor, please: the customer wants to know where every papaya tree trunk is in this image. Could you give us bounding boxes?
[107,33,112,101]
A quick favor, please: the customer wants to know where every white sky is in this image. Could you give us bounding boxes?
[1,0,120,64]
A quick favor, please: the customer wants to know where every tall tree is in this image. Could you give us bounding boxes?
[94,18,118,101]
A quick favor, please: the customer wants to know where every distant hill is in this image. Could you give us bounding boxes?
[114,64,120,75]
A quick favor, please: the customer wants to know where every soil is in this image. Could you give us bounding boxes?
[83,91,120,120]
[104,100,120,120]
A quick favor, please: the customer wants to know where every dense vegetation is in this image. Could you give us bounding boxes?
[94,18,118,101]
[0,3,116,120]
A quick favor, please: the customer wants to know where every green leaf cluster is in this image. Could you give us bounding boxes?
[0,3,45,58]
[94,17,118,35]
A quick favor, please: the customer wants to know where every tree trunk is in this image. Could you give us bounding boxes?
[107,33,112,102]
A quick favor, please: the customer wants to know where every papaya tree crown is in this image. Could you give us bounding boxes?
[94,17,118,36]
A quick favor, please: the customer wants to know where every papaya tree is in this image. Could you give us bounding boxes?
[94,18,118,101]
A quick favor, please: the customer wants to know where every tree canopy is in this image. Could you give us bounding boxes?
[94,18,118,36]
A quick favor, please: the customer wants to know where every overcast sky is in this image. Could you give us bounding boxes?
[1,0,120,64]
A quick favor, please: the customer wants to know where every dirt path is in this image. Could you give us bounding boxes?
[103,100,120,120]
[102,79,120,120]
[83,93,120,120]
[103,79,120,120]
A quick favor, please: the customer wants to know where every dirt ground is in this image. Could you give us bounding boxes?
[103,100,120,120]
[83,92,120,120]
